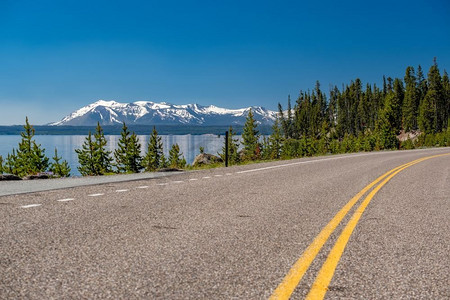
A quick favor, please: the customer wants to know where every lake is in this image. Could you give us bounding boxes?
[0,134,235,176]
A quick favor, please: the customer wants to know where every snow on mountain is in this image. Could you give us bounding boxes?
[50,100,278,126]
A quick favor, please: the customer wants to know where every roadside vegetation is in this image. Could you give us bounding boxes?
[0,117,71,178]
[1,59,449,178]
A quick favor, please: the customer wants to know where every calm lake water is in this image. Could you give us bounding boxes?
[0,134,235,176]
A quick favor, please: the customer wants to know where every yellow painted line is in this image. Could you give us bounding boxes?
[269,154,446,300]
[305,153,449,300]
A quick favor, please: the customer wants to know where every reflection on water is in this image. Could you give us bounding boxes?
[0,134,234,176]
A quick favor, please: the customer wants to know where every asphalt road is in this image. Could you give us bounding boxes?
[1,148,449,299]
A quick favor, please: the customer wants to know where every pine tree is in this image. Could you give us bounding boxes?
[416,65,428,106]
[286,95,294,138]
[317,120,330,154]
[142,127,164,171]
[443,71,450,129]
[278,102,288,138]
[428,59,445,132]
[391,78,404,132]
[93,122,113,174]
[114,122,131,173]
[75,132,97,176]
[5,149,18,175]
[310,92,321,138]
[260,136,271,160]
[0,155,3,174]
[315,81,327,123]
[337,84,355,137]
[241,109,260,160]
[31,142,50,174]
[387,77,393,93]
[16,117,35,175]
[419,90,437,134]
[370,84,383,130]
[114,122,142,173]
[268,117,283,159]
[278,96,294,139]
[168,143,186,168]
[327,86,339,128]
[15,117,49,176]
[402,66,418,131]
[295,91,310,138]
[418,60,446,134]
[376,104,399,150]
[50,148,71,177]
[383,93,401,134]
[356,87,369,133]
[127,133,143,172]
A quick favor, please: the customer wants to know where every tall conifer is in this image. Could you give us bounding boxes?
[93,122,113,174]
[142,127,164,171]
[269,117,283,159]
[75,132,97,176]
[418,92,435,134]
[114,122,142,173]
[286,95,294,138]
[442,71,450,129]
[391,78,404,132]
[402,66,418,131]
[416,65,427,111]
[430,59,445,131]
[168,143,186,169]
[242,109,260,160]
[419,60,445,133]
[15,117,49,176]
[376,105,398,150]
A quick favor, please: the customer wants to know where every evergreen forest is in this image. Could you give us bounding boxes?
[275,59,449,156]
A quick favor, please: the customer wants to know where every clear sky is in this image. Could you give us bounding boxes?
[0,0,449,125]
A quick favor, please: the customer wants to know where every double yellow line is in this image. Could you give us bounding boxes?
[269,153,449,300]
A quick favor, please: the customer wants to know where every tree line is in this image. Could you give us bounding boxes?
[0,119,188,177]
[272,59,449,155]
[75,122,187,176]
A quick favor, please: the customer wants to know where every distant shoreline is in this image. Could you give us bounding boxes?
[0,125,273,136]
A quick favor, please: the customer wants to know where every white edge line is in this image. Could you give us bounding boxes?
[21,204,42,208]
[57,198,74,202]
[235,153,369,174]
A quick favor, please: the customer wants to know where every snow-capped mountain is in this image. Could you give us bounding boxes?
[50,100,278,126]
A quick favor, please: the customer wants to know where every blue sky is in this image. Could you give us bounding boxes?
[0,0,449,125]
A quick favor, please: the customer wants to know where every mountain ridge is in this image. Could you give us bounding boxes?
[50,100,278,126]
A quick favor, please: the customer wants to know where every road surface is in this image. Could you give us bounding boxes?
[1,148,449,299]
